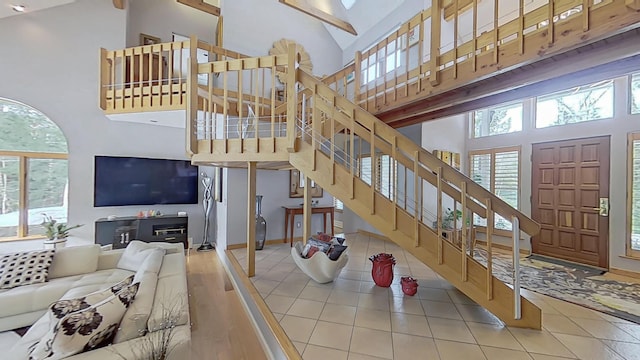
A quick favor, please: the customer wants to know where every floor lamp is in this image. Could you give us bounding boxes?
[198,173,215,251]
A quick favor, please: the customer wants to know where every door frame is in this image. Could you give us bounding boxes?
[531,135,610,269]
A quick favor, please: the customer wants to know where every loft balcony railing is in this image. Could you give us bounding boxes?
[99,36,249,114]
[321,0,640,117]
[99,1,640,126]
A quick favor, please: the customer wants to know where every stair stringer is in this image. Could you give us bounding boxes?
[289,142,542,329]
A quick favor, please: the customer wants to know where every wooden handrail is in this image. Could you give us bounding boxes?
[297,68,540,237]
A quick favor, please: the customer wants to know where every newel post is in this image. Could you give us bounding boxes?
[286,44,298,153]
[186,35,199,156]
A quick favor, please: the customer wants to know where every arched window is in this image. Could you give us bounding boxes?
[0,98,69,240]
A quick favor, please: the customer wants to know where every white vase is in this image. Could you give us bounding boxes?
[44,237,67,249]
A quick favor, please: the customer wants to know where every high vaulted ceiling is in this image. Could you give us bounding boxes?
[323,0,407,50]
[0,0,75,19]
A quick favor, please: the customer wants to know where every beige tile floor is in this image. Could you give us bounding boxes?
[231,233,640,360]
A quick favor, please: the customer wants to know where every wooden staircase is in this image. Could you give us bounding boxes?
[288,69,541,329]
[97,0,640,334]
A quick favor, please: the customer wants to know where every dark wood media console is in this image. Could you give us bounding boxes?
[95,215,188,249]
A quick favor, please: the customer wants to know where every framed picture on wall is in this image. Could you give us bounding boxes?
[140,33,161,46]
[289,169,323,198]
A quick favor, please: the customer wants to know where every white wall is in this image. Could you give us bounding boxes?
[127,0,218,46]
[222,0,343,77]
[0,0,205,246]
[223,168,334,246]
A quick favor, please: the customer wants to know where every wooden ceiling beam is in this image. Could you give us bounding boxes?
[112,0,125,10]
[177,0,220,16]
[387,54,640,127]
[279,0,357,35]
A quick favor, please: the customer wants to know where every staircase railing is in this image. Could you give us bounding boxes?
[290,68,541,328]
[322,0,640,116]
[187,46,295,161]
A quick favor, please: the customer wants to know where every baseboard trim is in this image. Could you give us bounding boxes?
[357,229,390,242]
[227,238,298,250]
[609,267,640,279]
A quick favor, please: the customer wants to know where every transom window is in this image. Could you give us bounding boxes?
[0,98,69,240]
[472,102,523,138]
[631,73,640,115]
[469,147,520,231]
[536,80,614,128]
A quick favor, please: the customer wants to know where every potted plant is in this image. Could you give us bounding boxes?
[442,208,462,230]
[42,213,83,247]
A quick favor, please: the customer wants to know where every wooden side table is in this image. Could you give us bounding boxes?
[283,206,334,246]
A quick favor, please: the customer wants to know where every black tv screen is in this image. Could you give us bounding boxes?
[94,156,198,207]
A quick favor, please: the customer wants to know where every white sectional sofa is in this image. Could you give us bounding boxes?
[2,242,191,359]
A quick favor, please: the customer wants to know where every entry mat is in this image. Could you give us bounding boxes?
[474,249,640,324]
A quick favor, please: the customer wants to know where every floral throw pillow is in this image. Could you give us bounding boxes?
[29,282,139,360]
[46,275,134,324]
[0,249,55,289]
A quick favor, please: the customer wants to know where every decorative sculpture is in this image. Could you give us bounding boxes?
[369,253,396,287]
[198,173,215,251]
[255,195,266,250]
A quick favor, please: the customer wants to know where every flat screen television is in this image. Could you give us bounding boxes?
[94,156,198,207]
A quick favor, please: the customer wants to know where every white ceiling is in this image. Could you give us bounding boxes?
[0,0,75,19]
[322,0,407,50]
[0,0,404,50]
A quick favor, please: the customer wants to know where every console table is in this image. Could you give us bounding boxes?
[95,215,188,249]
[283,206,334,246]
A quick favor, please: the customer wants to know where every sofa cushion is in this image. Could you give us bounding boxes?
[47,275,134,324]
[135,248,166,277]
[0,249,55,289]
[148,274,189,331]
[158,252,185,279]
[117,241,165,272]
[0,269,133,319]
[48,245,100,279]
[113,271,158,343]
[30,282,139,359]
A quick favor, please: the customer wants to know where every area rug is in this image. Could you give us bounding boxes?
[473,249,640,324]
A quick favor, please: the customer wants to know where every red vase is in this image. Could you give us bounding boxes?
[369,253,396,287]
[401,276,419,296]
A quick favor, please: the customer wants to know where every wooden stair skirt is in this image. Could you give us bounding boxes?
[289,142,542,329]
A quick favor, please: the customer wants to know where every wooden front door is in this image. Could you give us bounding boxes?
[531,136,610,269]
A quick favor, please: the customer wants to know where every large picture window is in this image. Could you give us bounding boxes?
[536,80,614,128]
[0,98,68,240]
[472,102,523,138]
[469,147,520,231]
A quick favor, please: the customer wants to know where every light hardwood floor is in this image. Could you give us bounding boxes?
[187,251,267,360]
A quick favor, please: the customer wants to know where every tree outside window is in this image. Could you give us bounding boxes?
[0,98,68,239]
[472,102,523,138]
[631,73,640,115]
[536,80,613,128]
